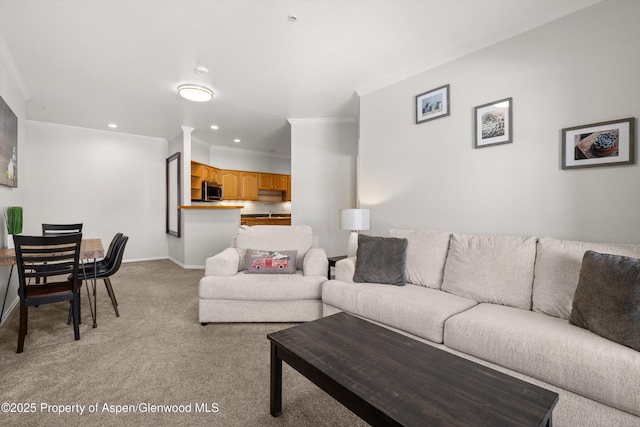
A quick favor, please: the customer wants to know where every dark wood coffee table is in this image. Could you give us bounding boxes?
[268,312,558,426]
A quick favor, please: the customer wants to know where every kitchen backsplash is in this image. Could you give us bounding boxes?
[214,200,291,216]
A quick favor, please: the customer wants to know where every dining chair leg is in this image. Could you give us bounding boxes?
[72,297,80,341]
[104,278,119,317]
[67,288,82,325]
[17,306,27,353]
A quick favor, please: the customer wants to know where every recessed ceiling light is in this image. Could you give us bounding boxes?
[233,139,241,143]
[210,125,219,130]
[288,15,297,22]
[177,84,214,102]
[108,123,117,128]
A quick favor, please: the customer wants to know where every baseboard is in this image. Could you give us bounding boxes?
[167,257,204,269]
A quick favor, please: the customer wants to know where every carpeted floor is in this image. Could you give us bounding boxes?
[0,260,368,426]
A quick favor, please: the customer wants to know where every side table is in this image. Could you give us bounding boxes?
[327,255,348,279]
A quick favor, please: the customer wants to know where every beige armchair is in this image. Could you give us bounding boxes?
[199,225,328,323]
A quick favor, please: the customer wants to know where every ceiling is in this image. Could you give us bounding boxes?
[0,0,601,157]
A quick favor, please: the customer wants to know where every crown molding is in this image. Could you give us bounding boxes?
[287,117,356,125]
[25,119,167,142]
[0,34,30,101]
[205,142,291,160]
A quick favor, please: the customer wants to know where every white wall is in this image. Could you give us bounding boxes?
[290,119,358,256]
[24,121,169,260]
[0,36,27,324]
[207,142,291,174]
[358,0,640,245]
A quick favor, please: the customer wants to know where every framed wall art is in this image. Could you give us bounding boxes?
[562,117,635,170]
[0,94,18,188]
[474,97,512,149]
[415,84,449,124]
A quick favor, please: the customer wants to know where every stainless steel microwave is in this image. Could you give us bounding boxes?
[202,181,223,201]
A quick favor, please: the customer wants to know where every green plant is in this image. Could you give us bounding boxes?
[5,206,23,235]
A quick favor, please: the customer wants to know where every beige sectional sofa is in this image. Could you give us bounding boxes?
[322,230,640,427]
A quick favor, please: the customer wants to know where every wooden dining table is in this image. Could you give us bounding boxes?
[0,238,105,328]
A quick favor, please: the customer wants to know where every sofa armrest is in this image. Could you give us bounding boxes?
[303,248,329,277]
[335,257,356,282]
[205,247,240,276]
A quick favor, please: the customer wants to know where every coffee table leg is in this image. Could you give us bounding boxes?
[270,341,282,417]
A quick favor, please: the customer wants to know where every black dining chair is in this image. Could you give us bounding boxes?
[42,223,83,236]
[77,234,128,317]
[38,224,83,286]
[14,233,83,353]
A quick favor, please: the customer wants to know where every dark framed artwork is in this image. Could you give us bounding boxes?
[415,84,450,124]
[474,97,512,148]
[562,117,635,169]
[166,152,181,237]
[0,95,18,188]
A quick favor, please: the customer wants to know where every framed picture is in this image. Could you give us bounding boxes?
[562,117,635,170]
[474,97,512,148]
[415,84,449,124]
[0,95,18,188]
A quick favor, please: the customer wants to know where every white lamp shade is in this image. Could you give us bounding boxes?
[340,209,370,231]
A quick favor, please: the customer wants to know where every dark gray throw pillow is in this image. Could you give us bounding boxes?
[569,250,640,352]
[353,234,408,286]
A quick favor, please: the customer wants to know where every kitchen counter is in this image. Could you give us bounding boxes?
[180,205,243,209]
[241,213,291,218]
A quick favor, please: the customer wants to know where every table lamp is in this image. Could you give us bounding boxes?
[340,208,370,257]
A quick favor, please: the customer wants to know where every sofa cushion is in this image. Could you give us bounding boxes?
[234,225,313,270]
[569,251,640,352]
[532,237,640,319]
[199,272,324,301]
[322,281,477,343]
[441,234,537,309]
[353,234,408,286]
[388,229,451,289]
[245,250,297,274]
[444,303,640,417]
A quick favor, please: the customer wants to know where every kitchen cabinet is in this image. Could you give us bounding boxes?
[240,172,258,201]
[259,173,288,191]
[220,170,240,200]
[285,175,291,201]
[191,162,221,201]
[203,166,218,184]
[191,161,291,202]
[190,162,204,201]
[241,216,292,226]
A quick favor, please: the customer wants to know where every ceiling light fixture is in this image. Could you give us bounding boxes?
[108,123,117,128]
[233,139,241,143]
[288,15,297,22]
[177,84,214,102]
[210,125,219,130]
